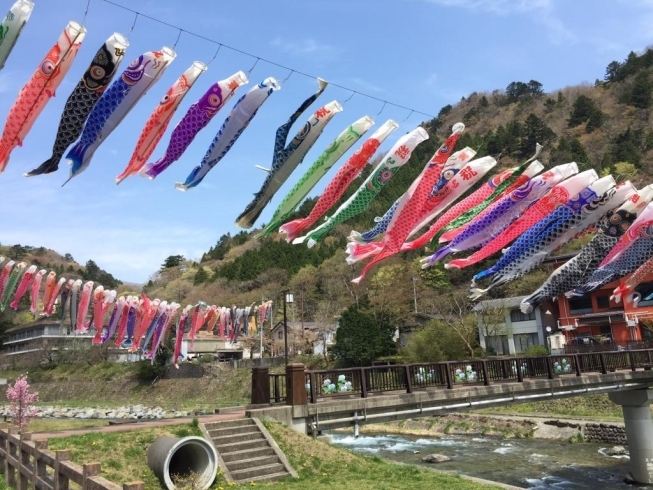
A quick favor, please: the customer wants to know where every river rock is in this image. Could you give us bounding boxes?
[422,454,451,463]
[607,446,627,456]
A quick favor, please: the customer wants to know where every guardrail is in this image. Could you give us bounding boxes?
[251,349,653,406]
[0,426,144,489]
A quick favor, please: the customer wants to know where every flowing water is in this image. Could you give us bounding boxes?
[330,432,650,489]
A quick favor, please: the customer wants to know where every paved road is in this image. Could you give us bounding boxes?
[30,410,247,440]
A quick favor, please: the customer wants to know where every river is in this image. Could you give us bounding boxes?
[330,432,648,489]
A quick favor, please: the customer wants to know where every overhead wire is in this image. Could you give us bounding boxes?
[100,0,436,120]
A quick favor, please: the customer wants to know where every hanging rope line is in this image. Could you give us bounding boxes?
[101,0,436,119]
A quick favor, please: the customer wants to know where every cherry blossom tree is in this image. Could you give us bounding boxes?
[6,375,39,433]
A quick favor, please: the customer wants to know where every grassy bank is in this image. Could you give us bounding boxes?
[30,420,504,489]
[476,394,635,420]
[2,362,251,410]
[46,422,203,488]
[352,414,537,440]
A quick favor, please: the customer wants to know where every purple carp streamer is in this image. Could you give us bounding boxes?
[141,70,248,179]
[426,163,578,266]
[470,176,618,299]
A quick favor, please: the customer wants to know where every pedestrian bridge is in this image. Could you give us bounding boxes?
[247,349,653,484]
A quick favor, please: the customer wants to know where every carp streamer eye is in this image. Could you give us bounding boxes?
[90,65,105,80]
[41,60,55,75]
[208,93,221,106]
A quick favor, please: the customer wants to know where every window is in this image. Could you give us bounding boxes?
[486,335,509,356]
[513,333,540,353]
[596,295,610,309]
[635,282,653,307]
[569,296,593,314]
[510,309,535,322]
[277,331,283,340]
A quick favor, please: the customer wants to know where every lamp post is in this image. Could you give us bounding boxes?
[546,326,552,353]
[283,291,294,365]
[411,277,418,313]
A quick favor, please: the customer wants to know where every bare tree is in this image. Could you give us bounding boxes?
[430,293,481,358]
[475,299,511,353]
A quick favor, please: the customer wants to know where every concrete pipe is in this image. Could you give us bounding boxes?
[146,436,219,490]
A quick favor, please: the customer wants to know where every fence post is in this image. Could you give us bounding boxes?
[274,376,282,403]
[6,428,18,489]
[404,365,413,394]
[34,439,48,489]
[309,372,317,404]
[629,351,636,372]
[546,357,554,380]
[444,363,453,389]
[250,367,270,405]
[285,363,307,406]
[359,368,368,398]
[599,353,607,374]
[481,361,490,386]
[517,359,524,382]
[82,463,101,489]
[18,433,31,490]
[573,354,582,376]
[54,449,71,490]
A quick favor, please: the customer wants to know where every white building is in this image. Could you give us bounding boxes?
[474,296,558,355]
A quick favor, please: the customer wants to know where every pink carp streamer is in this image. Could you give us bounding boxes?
[45,277,66,316]
[351,124,465,284]
[75,280,93,332]
[10,264,36,310]
[345,155,496,264]
[279,120,398,243]
[29,269,46,314]
[347,147,478,246]
[0,21,86,173]
[599,202,653,269]
[445,169,599,270]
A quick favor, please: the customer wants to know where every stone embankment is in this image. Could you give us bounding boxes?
[0,405,192,420]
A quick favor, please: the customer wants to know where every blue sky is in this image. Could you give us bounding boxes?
[1,0,652,283]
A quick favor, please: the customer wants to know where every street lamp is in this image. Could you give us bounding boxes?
[284,292,294,365]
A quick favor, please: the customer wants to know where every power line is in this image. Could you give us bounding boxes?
[100,0,436,120]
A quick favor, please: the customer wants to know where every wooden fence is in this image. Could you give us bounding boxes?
[0,426,144,490]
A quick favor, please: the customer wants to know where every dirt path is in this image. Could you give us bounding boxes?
[30,410,246,440]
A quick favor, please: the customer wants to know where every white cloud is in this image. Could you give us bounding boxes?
[270,37,340,59]
[424,0,575,45]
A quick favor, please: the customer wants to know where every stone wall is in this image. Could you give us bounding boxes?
[583,423,627,445]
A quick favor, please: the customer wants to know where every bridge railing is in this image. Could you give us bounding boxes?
[250,349,653,406]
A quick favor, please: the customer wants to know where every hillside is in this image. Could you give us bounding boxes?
[0,244,122,327]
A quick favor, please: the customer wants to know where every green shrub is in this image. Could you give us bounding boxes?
[523,345,549,357]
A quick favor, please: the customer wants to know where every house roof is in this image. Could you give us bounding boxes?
[473,296,529,311]
[5,318,62,334]
[271,321,337,332]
